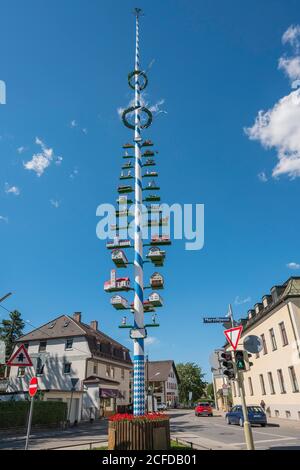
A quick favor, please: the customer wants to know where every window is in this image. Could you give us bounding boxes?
[111,367,115,378]
[106,365,110,377]
[288,366,299,393]
[36,357,44,375]
[277,369,286,394]
[121,368,125,379]
[24,343,29,350]
[275,410,279,417]
[64,362,71,374]
[279,322,288,346]
[93,363,97,375]
[261,334,268,355]
[17,367,25,377]
[269,328,277,351]
[286,410,291,419]
[65,338,73,350]
[259,374,266,395]
[248,377,254,396]
[38,341,47,352]
[268,372,275,394]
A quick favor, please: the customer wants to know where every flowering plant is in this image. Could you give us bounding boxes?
[109,413,169,422]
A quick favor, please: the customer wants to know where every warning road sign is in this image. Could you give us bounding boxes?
[7,344,33,367]
[224,326,243,351]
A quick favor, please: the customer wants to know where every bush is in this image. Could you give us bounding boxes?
[0,400,67,428]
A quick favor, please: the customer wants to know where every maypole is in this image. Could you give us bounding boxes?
[104,8,170,417]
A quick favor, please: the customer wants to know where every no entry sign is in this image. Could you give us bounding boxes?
[28,377,38,397]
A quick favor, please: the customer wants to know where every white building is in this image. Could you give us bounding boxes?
[146,360,180,407]
[8,312,132,422]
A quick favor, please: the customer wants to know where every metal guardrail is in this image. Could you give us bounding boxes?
[46,439,108,450]
[173,437,212,451]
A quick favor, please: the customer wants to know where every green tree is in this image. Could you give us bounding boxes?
[0,310,25,360]
[206,382,215,401]
[176,362,206,405]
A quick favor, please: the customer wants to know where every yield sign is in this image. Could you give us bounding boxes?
[7,344,33,367]
[224,326,243,351]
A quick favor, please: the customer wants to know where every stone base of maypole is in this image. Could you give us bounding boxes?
[108,415,170,450]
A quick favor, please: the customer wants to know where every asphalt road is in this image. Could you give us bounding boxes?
[1,409,300,450]
[0,421,108,450]
[169,409,300,450]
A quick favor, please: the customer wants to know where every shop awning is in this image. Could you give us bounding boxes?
[99,388,124,399]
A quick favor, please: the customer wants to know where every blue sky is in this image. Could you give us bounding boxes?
[1,0,300,379]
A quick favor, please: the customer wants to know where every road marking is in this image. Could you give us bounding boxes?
[231,437,297,446]
[209,422,297,439]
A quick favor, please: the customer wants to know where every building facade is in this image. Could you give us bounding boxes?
[146,360,180,407]
[224,277,300,421]
[7,312,132,422]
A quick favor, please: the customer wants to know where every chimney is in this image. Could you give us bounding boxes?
[90,320,98,331]
[73,312,82,323]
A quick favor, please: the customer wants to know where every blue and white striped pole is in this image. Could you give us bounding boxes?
[133,9,145,416]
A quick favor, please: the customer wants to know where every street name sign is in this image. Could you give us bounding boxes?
[224,326,243,351]
[28,377,38,397]
[203,317,229,324]
[7,344,33,367]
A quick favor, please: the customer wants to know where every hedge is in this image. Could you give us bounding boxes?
[0,400,67,429]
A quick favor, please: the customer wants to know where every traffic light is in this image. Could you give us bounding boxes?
[221,351,235,379]
[234,350,246,371]
[244,351,253,370]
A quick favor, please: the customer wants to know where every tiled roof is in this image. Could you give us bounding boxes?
[16,314,132,364]
[147,360,180,383]
[83,375,120,385]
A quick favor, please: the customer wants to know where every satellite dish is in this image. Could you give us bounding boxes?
[243,335,263,354]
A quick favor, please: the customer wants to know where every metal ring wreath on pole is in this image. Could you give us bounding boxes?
[122,106,153,130]
[128,70,148,90]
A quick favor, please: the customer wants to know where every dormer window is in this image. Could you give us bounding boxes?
[65,338,73,350]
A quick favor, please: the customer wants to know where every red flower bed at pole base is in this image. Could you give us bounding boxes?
[108,413,171,450]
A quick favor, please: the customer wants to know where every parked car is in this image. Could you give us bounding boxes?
[195,402,213,417]
[157,403,167,411]
[225,405,267,427]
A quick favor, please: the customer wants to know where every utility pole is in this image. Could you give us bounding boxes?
[228,304,255,450]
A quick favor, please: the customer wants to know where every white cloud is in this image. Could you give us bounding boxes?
[144,336,159,346]
[258,171,268,182]
[287,262,300,270]
[0,215,8,223]
[70,167,79,179]
[17,146,25,154]
[5,183,20,196]
[70,119,78,128]
[234,296,251,305]
[246,89,300,179]
[282,25,300,50]
[50,199,60,208]
[246,25,300,179]
[278,56,300,84]
[23,137,62,177]
[82,128,88,135]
